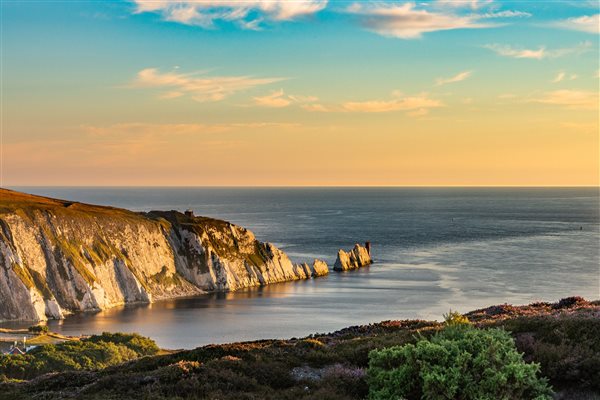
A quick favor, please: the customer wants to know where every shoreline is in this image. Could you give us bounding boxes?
[3,284,598,351]
[2,296,598,350]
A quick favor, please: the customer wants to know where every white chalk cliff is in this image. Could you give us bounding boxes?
[0,189,328,322]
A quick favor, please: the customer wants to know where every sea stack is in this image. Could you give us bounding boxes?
[293,259,329,278]
[333,243,372,271]
[311,259,329,277]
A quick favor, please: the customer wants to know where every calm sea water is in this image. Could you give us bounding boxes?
[4,187,599,349]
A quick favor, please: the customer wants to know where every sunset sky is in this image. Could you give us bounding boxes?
[2,0,599,186]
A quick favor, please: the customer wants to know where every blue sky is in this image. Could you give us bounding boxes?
[2,0,599,186]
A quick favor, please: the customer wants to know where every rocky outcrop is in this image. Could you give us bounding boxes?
[294,259,329,278]
[333,243,372,271]
[311,259,329,277]
[0,189,328,322]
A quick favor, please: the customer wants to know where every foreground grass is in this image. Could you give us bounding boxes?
[1,297,598,399]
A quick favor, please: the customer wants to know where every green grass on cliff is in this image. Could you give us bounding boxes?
[10,262,54,299]
[0,189,145,222]
[150,266,186,288]
[55,237,98,286]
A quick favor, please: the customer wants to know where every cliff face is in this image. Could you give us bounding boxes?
[0,189,327,322]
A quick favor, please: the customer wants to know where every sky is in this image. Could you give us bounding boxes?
[1,0,599,186]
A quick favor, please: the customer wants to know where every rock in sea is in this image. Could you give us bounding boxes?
[311,259,329,277]
[293,259,329,278]
[333,243,372,271]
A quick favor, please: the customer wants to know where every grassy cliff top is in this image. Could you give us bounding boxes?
[0,188,142,220]
[0,189,241,235]
[147,210,241,233]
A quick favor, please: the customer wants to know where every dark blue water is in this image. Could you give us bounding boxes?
[5,187,599,348]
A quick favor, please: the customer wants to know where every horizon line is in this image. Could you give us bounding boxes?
[4,185,600,189]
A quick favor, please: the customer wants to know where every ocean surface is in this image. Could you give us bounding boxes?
[4,187,599,349]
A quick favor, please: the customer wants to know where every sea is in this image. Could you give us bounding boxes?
[3,187,599,349]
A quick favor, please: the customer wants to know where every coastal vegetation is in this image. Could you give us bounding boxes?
[368,325,552,399]
[27,325,50,334]
[0,297,597,399]
[0,333,159,381]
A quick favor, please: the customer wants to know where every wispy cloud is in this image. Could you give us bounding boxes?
[131,68,285,102]
[131,0,327,29]
[563,0,600,9]
[434,0,531,18]
[16,122,300,170]
[301,103,331,112]
[434,0,494,10]
[551,71,577,83]
[435,70,472,86]
[342,96,441,114]
[346,2,495,39]
[342,97,439,113]
[83,123,231,137]
[551,72,566,83]
[483,41,592,60]
[304,92,443,115]
[552,14,600,34]
[253,89,318,108]
[479,10,532,18]
[82,122,300,138]
[484,44,545,59]
[534,90,598,110]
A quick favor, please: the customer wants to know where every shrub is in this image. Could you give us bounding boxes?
[297,338,326,349]
[505,315,600,390]
[86,332,159,356]
[0,332,159,380]
[28,325,49,334]
[554,296,587,309]
[367,325,553,400]
[443,310,470,327]
[321,364,368,399]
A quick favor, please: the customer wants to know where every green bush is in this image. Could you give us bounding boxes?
[0,332,159,380]
[367,325,553,400]
[86,332,159,356]
[28,325,50,334]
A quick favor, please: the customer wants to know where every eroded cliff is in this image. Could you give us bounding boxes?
[0,189,328,322]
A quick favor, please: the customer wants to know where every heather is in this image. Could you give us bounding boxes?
[0,298,598,399]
